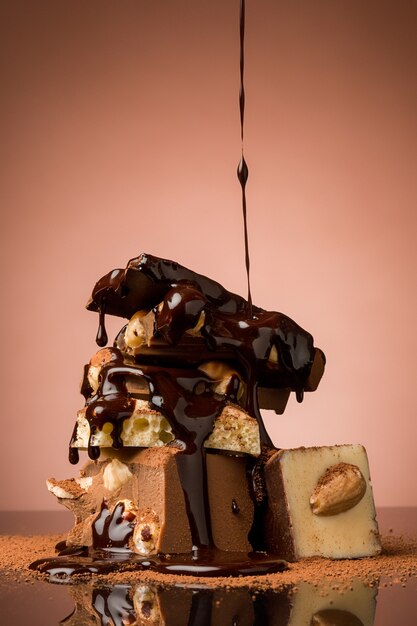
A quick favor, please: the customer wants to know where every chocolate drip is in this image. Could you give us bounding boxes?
[246,451,274,551]
[96,299,108,347]
[72,347,240,548]
[144,369,225,549]
[92,501,135,550]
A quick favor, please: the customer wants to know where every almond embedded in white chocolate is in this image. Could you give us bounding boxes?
[264,444,381,560]
[310,462,367,516]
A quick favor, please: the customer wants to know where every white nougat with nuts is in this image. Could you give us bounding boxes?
[264,444,381,560]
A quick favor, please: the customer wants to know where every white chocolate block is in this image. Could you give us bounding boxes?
[264,444,381,560]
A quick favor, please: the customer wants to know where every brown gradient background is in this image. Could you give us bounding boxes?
[0,1,416,510]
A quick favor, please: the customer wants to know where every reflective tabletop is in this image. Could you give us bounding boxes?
[0,508,416,626]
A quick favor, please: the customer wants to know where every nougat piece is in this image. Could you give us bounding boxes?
[72,402,261,457]
[264,444,381,560]
[49,447,254,555]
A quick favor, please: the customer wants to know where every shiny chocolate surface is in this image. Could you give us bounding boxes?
[1,510,416,626]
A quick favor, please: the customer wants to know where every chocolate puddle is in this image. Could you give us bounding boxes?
[30,549,287,581]
[32,499,287,578]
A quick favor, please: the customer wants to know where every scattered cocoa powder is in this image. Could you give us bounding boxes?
[0,533,416,591]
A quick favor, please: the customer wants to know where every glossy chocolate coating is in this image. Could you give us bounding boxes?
[68,246,321,561]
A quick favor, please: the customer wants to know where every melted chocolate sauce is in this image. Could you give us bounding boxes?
[96,299,108,347]
[238,0,252,316]
[30,547,287,580]
[237,156,252,317]
[92,501,136,550]
[31,499,287,579]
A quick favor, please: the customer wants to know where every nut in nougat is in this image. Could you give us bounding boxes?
[125,310,155,351]
[132,510,161,556]
[310,462,367,516]
[103,458,132,492]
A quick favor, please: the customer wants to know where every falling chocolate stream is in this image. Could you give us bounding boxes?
[238,0,253,317]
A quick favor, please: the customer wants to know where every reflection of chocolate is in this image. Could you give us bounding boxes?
[61,584,292,626]
[60,581,378,626]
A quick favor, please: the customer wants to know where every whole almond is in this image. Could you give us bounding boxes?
[310,462,367,516]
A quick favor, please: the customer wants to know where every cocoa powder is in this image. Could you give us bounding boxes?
[0,533,416,590]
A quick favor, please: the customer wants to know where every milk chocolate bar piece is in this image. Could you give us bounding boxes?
[264,444,381,560]
[49,447,254,554]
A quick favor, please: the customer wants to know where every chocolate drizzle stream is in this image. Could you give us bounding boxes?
[238,0,252,317]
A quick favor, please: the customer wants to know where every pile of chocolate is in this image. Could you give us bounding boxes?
[34,253,380,579]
